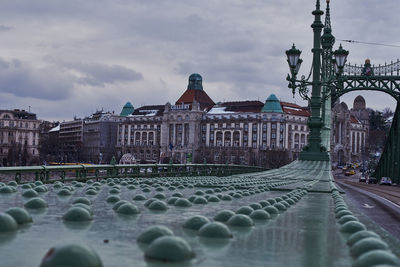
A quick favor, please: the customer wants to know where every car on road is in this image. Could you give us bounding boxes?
[359,176,366,183]
[367,177,377,184]
[345,169,356,176]
[379,177,392,186]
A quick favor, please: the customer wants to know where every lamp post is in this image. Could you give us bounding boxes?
[286,0,348,161]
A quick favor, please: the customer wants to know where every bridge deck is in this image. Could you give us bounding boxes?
[0,160,398,266]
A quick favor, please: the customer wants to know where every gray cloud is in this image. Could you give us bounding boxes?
[0,25,12,31]
[62,62,143,87]
[0,58,73,100]
[0,0,398,120]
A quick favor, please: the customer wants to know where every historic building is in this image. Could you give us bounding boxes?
[82,111,120,164]
[116,74,311,168]
[46,111,121,163]
[0,109,41,166]
[331,96,369,166]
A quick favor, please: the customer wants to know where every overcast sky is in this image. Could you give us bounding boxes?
[0,0,399,121]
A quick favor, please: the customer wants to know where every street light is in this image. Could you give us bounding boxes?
[285,0,349,161]
[333,44,349,72]
[286,44,302,72]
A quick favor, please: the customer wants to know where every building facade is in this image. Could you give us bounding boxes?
[331,96,369,166]
[37,73,368,168]
[46,111,122,164]
[82,111,120,164]
[0,109,41,166]
[116,74,310,168]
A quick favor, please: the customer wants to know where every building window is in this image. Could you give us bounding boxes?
[271,124,276,129]
[262,124,267,131]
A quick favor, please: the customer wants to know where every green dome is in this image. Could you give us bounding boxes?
[261,94,283,113]
[187,73,203,90]
[120,102,134,116]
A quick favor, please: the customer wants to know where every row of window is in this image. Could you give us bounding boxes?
[0,120,39,129]
[203,123,287,132]
[120,124,161,132]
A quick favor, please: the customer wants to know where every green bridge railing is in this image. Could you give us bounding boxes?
[0,164,266,184]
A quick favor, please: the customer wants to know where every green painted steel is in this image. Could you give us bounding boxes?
[0,160,399,266]
[331,75,400,103]
[320,0,334,153]
[0,163,265,184]
[373,102,400,184]
[286,0,400,180]
[286,0,332,161]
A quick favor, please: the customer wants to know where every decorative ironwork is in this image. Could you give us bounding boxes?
[344,59,400,76]
[331,75,400,103]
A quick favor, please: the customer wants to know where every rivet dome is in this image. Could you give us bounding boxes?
[261,94,283,113]
[187,73,203,90]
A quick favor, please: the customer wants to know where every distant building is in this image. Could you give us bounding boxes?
[46,111,121,164]
[0,109,40,166]
[116,74,310,168]
[82,111,120,164]
[331,96,369,165]
[58,119,84,163]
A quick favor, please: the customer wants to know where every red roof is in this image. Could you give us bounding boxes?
[176,89,215,110]
[282,107,310,117]
[350,115,361,124]
[281,101,310,117]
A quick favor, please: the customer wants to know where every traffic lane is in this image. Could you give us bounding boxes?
[335,179,400,240]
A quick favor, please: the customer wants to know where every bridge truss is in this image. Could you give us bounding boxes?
[318,2,400,183]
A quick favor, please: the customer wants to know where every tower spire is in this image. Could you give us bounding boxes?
[324,0,332,34]
[321,0,335,48]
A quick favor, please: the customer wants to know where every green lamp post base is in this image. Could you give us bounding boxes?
[299,150,330,161]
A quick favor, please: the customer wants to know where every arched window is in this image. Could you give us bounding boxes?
[216,132,223,146]
[148,132,154,146]
[233,131,240,147]
[135,132,140,145]
[142,132,147,145]
[224,131,231,147]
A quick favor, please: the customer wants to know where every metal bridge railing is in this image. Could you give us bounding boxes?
[0,164,266,184]
[344,59,400,76]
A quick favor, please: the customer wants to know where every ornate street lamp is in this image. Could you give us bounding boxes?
[333,44,349,73]
[286,44,302,73]
[286,0,348,161]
